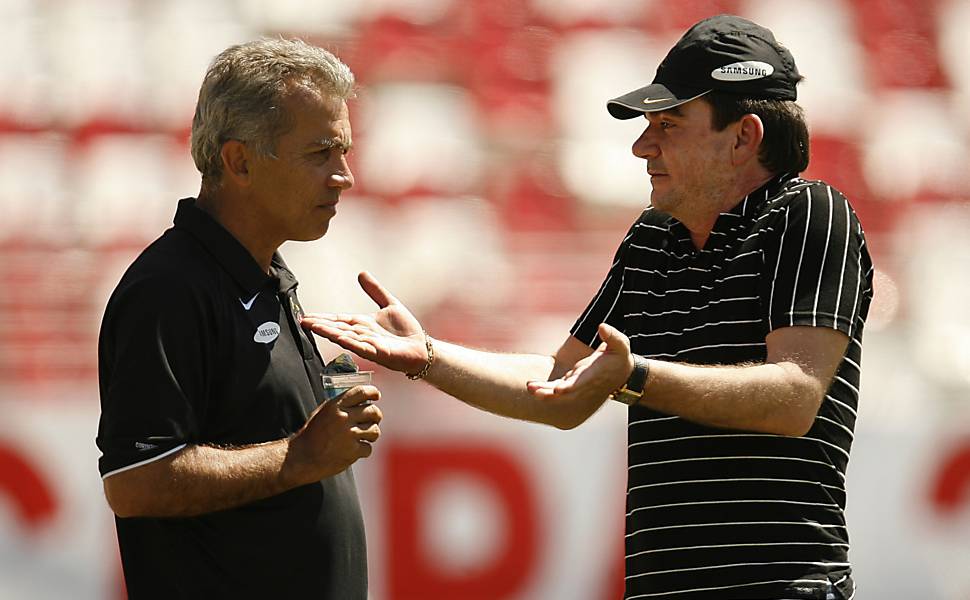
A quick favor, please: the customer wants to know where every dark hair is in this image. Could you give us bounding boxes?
[703,92,810,175]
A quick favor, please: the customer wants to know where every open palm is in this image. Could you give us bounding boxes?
[527,323,633,402]
[302,272,429,374]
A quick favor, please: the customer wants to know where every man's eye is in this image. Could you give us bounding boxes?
[316,146,349,157]
[660,121,674,130]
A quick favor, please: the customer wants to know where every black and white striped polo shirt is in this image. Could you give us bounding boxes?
[572,174,873,600]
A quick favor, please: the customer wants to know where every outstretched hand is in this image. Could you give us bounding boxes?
[302,272,429,374]
[527,323,634,404]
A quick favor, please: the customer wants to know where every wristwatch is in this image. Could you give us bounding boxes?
[608,354,650,406]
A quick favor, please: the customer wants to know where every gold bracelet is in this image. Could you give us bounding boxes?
[406,331,434,380]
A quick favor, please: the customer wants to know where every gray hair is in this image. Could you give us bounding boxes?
[190,38,355,181]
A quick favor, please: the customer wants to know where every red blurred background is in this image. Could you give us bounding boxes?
[1,1,969,598]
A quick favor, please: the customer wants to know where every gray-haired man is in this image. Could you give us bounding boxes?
[96,39,381,598]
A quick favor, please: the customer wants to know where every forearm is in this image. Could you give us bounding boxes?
[641,359,824,436]
[424,339,567,426]
[104,440,306,518]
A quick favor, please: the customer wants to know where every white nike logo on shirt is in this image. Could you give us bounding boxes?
[240,292,259,311]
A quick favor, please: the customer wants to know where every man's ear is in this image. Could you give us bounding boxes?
[732,113,764,166]
[220,140,251,186]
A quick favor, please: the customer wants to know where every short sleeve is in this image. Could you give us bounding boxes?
[570,215,644,347]
[760,183,872,337]
[96,272,213,478]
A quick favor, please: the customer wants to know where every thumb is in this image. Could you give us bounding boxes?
[358,271,399,309]
[597,322,630,354]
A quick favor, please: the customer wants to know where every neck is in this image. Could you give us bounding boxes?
[682,168,775,250]
[196,184,279,273]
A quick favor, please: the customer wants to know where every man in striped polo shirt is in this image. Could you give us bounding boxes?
[304,14,873,600]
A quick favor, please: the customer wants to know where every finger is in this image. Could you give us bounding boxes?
[304,319,349,337]
[303,315,369,331]
[355,441,374,458]
[307,325,379,357]
[350,322,382,336]
[526,380,562,395]
[304,319,357,339]
[352,423,381,443]
[554,377,577,393]
[528,385,561,398]
[313,321,382,342]
[346,403,383,425]
[337,385,381,408]
[329,313,373,326]
[358,271,399,309]
[334,337,379,359]
[598,322,631,353]
[303,315,353,328]
[307,313,371,326]
[302,313,338,322]
[315,333,375,357]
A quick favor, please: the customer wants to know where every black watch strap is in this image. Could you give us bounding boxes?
[609,354,650,406]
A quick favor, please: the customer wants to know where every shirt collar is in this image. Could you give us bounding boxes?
[665,172,796,251]
[731,171,796,220]
[173,198,298,295]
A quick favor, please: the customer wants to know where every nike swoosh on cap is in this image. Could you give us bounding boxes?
[642,97,671,104]
[240,292,259,311]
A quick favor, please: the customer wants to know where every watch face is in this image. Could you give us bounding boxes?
[611,388,641,406]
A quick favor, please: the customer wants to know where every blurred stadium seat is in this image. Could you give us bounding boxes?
[356,82,485,198]
[851,0,948,89]
[71,134,198,245]
[0,0,965,397]
[939,0,970,92]
[0,134,70,242]
[743,0,871,136]
[860,89,969,202]
[3,4,970,600]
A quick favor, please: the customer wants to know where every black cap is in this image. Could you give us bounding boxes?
[607,15,801,119]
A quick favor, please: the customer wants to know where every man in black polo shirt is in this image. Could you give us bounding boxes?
[96,39,381,599]
[304,15,873,600]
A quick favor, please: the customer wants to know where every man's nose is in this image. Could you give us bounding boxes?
[330,159,354,190]
[632,126,659,160]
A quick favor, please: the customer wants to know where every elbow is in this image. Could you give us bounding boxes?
[779,412,817,437]
[103,476,150,518]
[104,483,136,518]
[776,386,825,438]
[104,493,135,519]
[759,410,816,437]
[547,404,597,430]
[551,415,584,431]
[539,405,586,430]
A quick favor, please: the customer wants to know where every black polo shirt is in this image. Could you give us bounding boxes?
[97,198,367,599]
[572,175,873,600]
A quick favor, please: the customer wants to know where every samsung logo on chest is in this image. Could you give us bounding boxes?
[711,61,774,81]
[254,321,281,344]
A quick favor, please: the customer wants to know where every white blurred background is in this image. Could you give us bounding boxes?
[1,0,969,598]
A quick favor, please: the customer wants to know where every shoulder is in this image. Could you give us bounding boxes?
[757,177,862,228]
[627,207,673,238]
[104,229,222,324]
[765,177,850,213]
[637,206,673,227]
